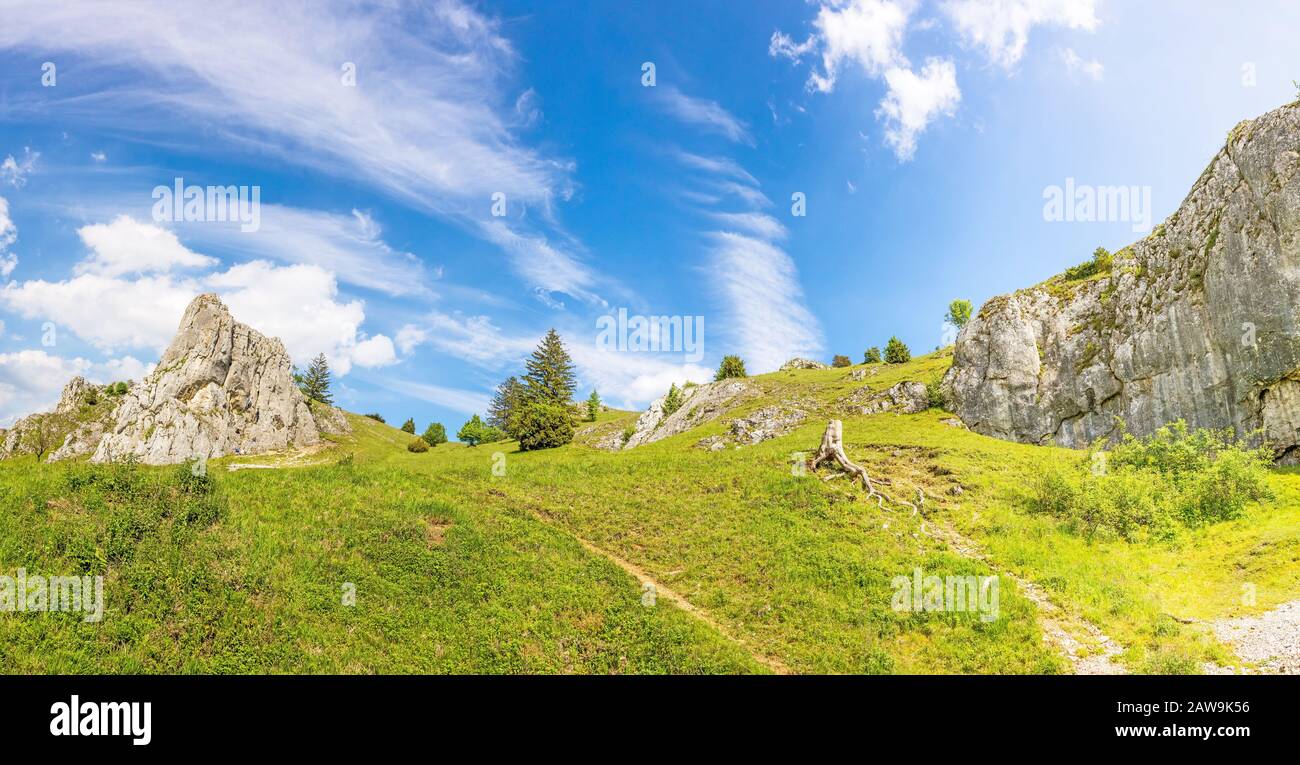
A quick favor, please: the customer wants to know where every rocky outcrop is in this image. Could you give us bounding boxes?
[91,294,326,464]
[618,379,758,449]
[780,358,828,371]
[310,403,352,436]
[1,377,120,460]
[695,406,808,451]
[945,101,1300,456]
[845,381,930,415]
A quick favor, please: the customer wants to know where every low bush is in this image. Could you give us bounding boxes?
[1029,421,1273,541]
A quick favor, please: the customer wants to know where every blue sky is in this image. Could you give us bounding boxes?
[1,0,1298,431]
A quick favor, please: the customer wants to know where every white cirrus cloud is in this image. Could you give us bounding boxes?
[656,86,754,146]
[704,231,823,374]
[177,206,434,298]
[0,0,607,305]
[369,377,491,416]
[0,196,17,277]
[401,310,534,368]
[709,211,788,240]
[943,0,1099,69]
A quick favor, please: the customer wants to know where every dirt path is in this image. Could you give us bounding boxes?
[568,534,793,675]
[1206,599,1300,674]
[923,518,1126,674]
[506,494,792,674]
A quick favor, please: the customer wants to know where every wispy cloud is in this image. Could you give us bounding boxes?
[1,148,39,188]
[1059,47,1104,81]
[670,148,823,373]
[657,86,754,146]
[0,0,601,304]
[704,231,823,373]
[179,206,435,298]
[370,377,491,416]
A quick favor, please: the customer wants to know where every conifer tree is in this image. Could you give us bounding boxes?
[522,329,577,406]
[489,376,527,433]
[585,390,601,422]
[299,353,333,405]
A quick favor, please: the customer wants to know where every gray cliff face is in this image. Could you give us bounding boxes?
[944,102,1300,456]
[91,293,324,464]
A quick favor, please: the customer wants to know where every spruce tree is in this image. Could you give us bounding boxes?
[488,376,526,433]
[299,353,333,405]
[585,390,601,422]
[884,336,911,364]
[523,329,577,406]
[401,418,416,434]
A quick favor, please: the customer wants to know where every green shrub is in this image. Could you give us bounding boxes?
[457,414,494,446]
[510,401,574,451]
[864,347,882,364]
[925,378,946,410]
[945,299,973,329]
[407,438,429,453]
[1029,421,1273,541]
[400,418,416,434]
[421,422,447,446]
[714,355,747,380]
[363,413,386,423]
[831,355,851,368]
[884,337,911,364]
[661,383,684,417]
[1062,247,1115,282]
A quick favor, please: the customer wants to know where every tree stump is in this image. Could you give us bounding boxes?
[808,419,922,514]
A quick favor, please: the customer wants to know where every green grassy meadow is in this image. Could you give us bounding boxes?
[3,351,1298,674]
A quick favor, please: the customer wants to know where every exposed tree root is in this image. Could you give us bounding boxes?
[808,419,923,514]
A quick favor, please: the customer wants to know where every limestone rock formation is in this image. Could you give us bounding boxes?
[91,293,329,463]
[944,101,1300,457]
[618,379,758,449]
[694,406,808,451]
[845,381,930,415]
[780,357,828,371]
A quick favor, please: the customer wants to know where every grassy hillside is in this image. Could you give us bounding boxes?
[3,351,1298,673]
